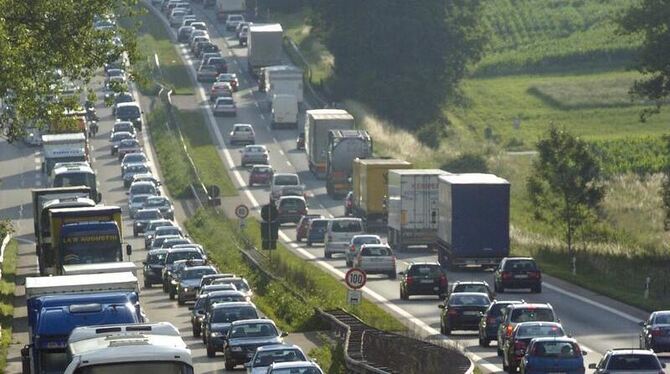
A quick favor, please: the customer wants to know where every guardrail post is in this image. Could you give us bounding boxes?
[645,276,651,299]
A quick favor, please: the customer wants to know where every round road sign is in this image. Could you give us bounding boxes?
[234,204,249,219]
[345,268,367,289]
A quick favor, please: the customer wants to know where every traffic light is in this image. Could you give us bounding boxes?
[260,204,279,250]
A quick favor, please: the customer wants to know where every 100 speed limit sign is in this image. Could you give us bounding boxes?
[345,268,367,289]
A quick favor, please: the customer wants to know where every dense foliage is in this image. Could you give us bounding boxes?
[619,0,670,118]
[527,127,605,255]
[588,137,666,176]
[0,0,139,142]
[314,0,486,129]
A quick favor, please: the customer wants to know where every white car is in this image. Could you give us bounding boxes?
[345,234,382,267]
[324,218,364,259]
[225,14,245,31]
[229,123,255,145]
[246,345,307,374]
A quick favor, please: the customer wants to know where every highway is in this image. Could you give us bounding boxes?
[0,2,657,373]
[150,2,658,372]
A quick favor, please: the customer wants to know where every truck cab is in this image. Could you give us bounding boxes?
[63,322,192,374]
[50,162,100,203]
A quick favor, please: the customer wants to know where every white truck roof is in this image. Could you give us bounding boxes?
[62,262,138,276]
[66,323,192,371]
[439,173,509,185]
[307,109,353,121]
[250,23,283,33]
[25,272,139,299]
[42,133,86,144]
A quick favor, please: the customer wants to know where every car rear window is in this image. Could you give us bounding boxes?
[247,146,265,153]
[331,220,362,233]
[608,355,661,370]
[653,313,670,324]
[516,324,564,338]
[274,175,299,185]
[360,246,391,256]
[490,303,515,317]
[280,199,304,209]
[510,308,554,323]
[136,210,161,220]
[353,236,381,245]
[448,294,490,307]
[311,220,328,228]
[454,284,489,294]
[504,260,538,271]
[230,323,277,338]
[407,265,442,276]
[253,167,272,173]
[531,341,580,358]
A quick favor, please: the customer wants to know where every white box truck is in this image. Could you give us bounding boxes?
[305,109,355,178]
[41,133,88,175]
[247,24,283,76]
[216,0,245,20]
[387,169,450,251]
[271,94,299,128]
[265,65,304,104]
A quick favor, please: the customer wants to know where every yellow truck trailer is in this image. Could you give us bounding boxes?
[351,158,412,223]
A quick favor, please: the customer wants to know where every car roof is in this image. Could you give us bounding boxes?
[148,248,168,254]
[503,257,535,261]
[205,290,246,298]
[609,348,658,355]
[257,344,303,353]
[116,102,139,108]
[515,321,562,328]
[352,234,381,239]
[408,261,441,266]
[211,301,255,310]
[183,265,215,271]
[167,247,200,253]
[453,281,489,286]
[278,196,305,201]
[508,303,553,310]
[530,336,577,343]
[270,361,320,370]
[136,208,161,214]
[231,318,275,326]
[448,292,490,298]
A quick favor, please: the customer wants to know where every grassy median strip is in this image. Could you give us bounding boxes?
[0,239,18,371]
[187,209,405,332]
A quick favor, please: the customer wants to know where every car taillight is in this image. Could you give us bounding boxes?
[652,328,663,336]
[405,276,413,286]
[501,271,512,280]
[529,271,541,279]
[448,309,459,316]
[514,341,527,356]
[350,244,356,252]
[439,274,448,288]
[506,325,513,336]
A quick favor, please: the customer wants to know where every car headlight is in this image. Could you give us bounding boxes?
[231,346,242,352]
[183,287,189,292]
[135,222,142,226]
[171,280,178,285]
[211,332,223,338]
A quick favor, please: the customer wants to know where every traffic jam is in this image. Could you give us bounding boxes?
[12,0,670,373]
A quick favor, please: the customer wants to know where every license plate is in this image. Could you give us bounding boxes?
[420,279,434,284]
[514,274,528,279]
[464,311,481,316]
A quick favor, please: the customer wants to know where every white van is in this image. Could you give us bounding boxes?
[324,218,365,259]
[271,94,298,129]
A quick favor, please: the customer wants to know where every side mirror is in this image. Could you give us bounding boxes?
[588,364,597,369]
[582,351,587,356]
[280,331,288,337]
[638,321,646,327]
[397,271,404,276]
[126,244,132,256]
[142,261,147,265]
[188,306,194,310]
[244,362,251,368]
[662,363,667,369]
[97,192,102,202]
[125,191,129,195]
[438,304,445,309]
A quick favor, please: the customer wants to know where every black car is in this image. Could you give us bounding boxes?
[223,319,287,370]
[142,248,168,288]
[199,289,248,342]
[196,42,219,58]
[199,273,236,289]
[439,292,491,335]
[190,290,247,337]
[450,281,496,300]
[640,310,670,352]
[161,249,205,292]
[115,102,143,131]
[133,208,163,237]
[175,265,218,305]
[502,322,566,373]
[399,262,448,300]
[205,302,260,357]
[478,300,523,347]
[494,257,542,293]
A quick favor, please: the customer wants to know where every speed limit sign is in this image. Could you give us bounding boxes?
[345,268,367,289]
[234,204,249,219]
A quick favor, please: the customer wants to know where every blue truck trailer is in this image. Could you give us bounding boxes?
[436,173,510,270]
[21,272,142,374]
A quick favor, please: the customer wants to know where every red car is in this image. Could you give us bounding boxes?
[296,214,324,242]
[248,165,274,186]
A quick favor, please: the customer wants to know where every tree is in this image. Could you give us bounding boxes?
[0,0,139,142]
[618,0,670,119]
[316,0,486,129]
[527,127,605,256]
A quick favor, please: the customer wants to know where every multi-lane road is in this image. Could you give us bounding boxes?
[1,1,659,373]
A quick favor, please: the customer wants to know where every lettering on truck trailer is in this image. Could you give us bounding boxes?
[62,235,118,244]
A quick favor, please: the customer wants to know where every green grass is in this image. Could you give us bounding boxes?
[186,209,405,332]
[121,5,193,95]
[0,239,19,371]
[309,336,346,374]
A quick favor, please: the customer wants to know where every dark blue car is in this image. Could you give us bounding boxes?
[306,219,329,246]
[520,337,586,374]
[478,300,523,347]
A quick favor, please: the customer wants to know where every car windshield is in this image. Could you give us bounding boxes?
[127,164,149,173]
[274,175,298,185]
[131,195,150,205]
[136,210,161,220]
[229,323,277,338]
[516,324,564,338]
[353,236,381,246]
[608,355,661,370]
[117,106,140,117]
[448,294,490,307]
[253,349,306,367]
[131,184,156,195]
[124,154,146,163]
[147,251,166,264]
[331,220,362,233]
[182,268,215,280]
[212,306,258,323]
[511,308,554,323]
[146,198,169,208]
[504,260,537,271]
[360,246,391,256]
[166,251,201,264]
[455,284,489,294]
[531,341,580,358]
[155,227,180,236]
[112,133,132,141]
[407,265,442,276]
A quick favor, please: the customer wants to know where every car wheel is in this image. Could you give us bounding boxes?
[324,251,332,259]
[224,355,235,370]
[133,230,138,237]
[206,344,216,358]
[346,260,352,267]
[296,235,302,242]
[193,325,200,337]
[479,335,490,347]
[533,284,542,293]
[400,289,408,301]
[502,357,509,371]
[443,324,451,336]
[497,346,503,357]
[249,181,253,187]
[507,363,516,373]
[306,241,312,247]
[389,272,397,280]
[498,283,505,293]
[143,280,151,288]
[440,320,445,335]
[177,295,185,305]
[169,290,175,300]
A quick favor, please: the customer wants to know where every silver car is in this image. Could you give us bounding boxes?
[122,162,151,188]
[353,244,396,278]
[229,123,255,145]
[345,234,382,267]
[144,219,177,248]
[144,195,175,220]
[110,131,135,155]
[589,349,665,374]
[133,208,163,237]
[147,225,182,249]
[121,152,148,174]
[213,97,236,116]
[240,145,269,167]
[111,121,136,137]
[128,194,152,218]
